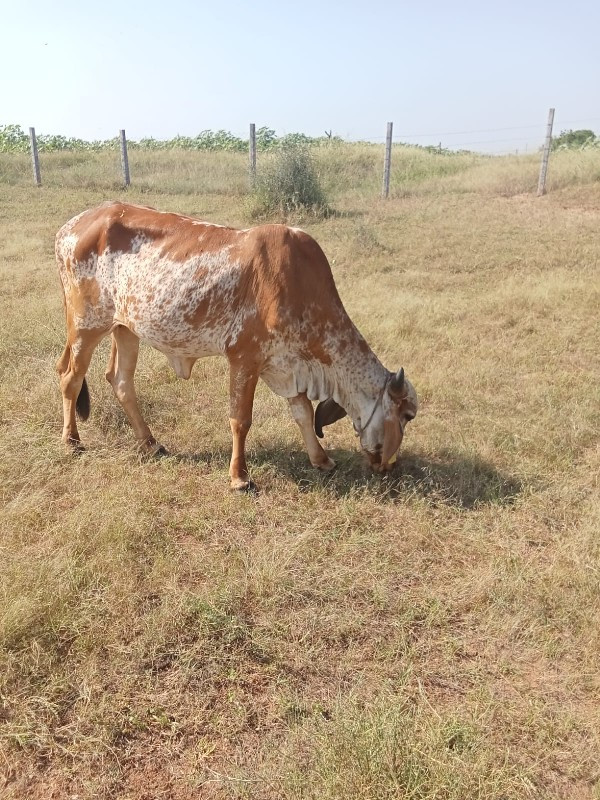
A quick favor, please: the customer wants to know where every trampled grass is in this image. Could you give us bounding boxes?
[1,145,599,799]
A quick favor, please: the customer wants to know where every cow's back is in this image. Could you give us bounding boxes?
[56,203,348,362]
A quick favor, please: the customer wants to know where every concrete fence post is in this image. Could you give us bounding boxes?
[29,127,41,187]
[249,123,256,187]
[119,129,131,187]
[537,108,555,196]
[382,122,393,198]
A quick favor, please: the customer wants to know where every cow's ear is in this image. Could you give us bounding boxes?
[314,398,347,439]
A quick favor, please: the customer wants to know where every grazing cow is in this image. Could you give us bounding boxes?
[55,202,417,491]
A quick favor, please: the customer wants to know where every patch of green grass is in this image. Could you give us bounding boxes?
[267,694,533,800]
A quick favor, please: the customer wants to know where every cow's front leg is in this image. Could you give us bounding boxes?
[288,393,336,471]
[228,358,259,493]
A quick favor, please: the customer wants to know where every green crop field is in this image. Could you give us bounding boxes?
[1,142,599,799]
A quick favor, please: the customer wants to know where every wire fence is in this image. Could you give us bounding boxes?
[348,116,600,154]
[3,111,599,195]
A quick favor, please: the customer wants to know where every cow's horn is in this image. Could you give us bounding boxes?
[390,367,405,393]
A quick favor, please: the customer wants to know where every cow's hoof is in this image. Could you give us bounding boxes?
[64,437,85,454]
[138,440,168,458]
[230,479,258,495]
[315,457,336,472]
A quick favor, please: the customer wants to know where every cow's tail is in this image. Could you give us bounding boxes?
[56,233,91,423]
[76,376,91,421]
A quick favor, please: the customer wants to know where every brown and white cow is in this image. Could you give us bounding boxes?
[55,202,417,491]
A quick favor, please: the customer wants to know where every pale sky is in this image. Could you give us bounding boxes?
[1,0,598,153]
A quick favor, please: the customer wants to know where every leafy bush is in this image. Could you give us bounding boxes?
[256,126,277,150]
[249,142,330,219]
[0,124,29,152]
[0,124,121,153]
[0,123,341,154]
[552,129,598,151]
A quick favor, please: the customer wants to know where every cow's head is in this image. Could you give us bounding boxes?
[315,368,417,471]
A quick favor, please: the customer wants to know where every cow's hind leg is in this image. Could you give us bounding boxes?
[57,329,106,449]
[228,357,260,493]
[105,325,165,455]
[288,393,336,471]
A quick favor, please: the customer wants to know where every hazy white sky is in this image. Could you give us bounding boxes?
[1,0,598,153]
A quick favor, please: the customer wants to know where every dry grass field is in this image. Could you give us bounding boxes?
[1,144,599,799]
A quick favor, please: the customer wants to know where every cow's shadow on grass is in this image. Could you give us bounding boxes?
[172,445,524,510]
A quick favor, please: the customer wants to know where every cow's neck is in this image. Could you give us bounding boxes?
[327,327,389,425]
